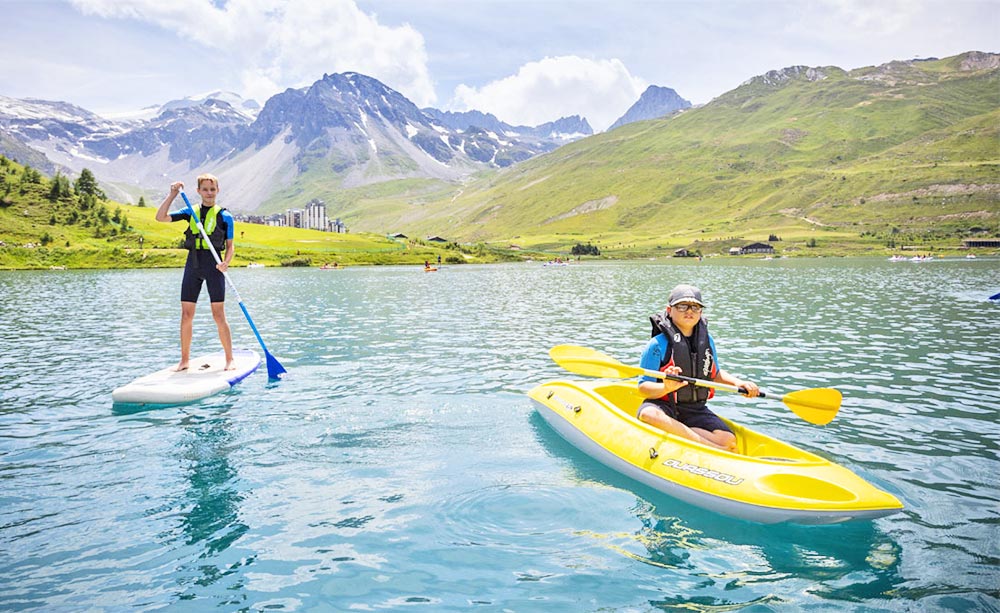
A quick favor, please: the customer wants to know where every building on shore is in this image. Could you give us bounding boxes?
[729,242,776,255]
[234,199,346,232]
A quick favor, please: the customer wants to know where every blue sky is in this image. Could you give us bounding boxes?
[5,0,998,131]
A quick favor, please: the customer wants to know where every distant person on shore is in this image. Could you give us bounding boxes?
[155,174,235,371]
[636,284,759,451]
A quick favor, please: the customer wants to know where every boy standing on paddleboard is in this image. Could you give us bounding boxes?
[637,284,759,451]
[155,174,236,371]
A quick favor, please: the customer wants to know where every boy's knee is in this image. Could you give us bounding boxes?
[717,431,737,450]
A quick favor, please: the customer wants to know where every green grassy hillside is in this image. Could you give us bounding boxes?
[347,52,999,256]
[0,158,522,270]
[4,53,998,265]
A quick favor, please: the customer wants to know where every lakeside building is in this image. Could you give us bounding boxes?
[963,239,1000,248]
[233,199,347,232]
[729,242,776,255]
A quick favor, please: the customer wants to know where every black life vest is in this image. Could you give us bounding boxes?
[183,205,228,253]
[649,311,717,405]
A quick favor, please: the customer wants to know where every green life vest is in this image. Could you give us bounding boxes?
[184,205,227,252]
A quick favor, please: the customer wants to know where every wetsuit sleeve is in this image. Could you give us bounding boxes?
[169,211,190,222]
[221,210,235,240]
[639,336,665,383]
[707,333,722,371]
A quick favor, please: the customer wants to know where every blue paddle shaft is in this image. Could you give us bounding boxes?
[179,192,286,379]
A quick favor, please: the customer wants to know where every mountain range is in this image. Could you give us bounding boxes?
[2,51,997,254]
[362,51,998,249]
[0,72,634,212]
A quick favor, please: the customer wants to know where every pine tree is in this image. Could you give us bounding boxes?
[49,173,63,201]
[137,196,147,207]
[74,168,105,199]
[48,173,72,201]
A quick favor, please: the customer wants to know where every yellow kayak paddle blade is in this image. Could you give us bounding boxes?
[549,345,645,379]
[781,388,842,425]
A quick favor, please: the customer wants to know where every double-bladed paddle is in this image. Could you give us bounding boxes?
[549,344,840,425]
[181,192,287,380]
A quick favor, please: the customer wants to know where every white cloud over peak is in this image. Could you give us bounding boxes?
[68,0,436,107]
[451,56,648,132]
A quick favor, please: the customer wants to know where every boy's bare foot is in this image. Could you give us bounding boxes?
[173,362,189,372]
[224,361,236,371]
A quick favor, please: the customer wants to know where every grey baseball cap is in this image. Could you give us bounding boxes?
[668,284,705,306]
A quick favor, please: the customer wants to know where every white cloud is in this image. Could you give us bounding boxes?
[815,0,920,35]
[451,56,648,132]
[68,0,436,107]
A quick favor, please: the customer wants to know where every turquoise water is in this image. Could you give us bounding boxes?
[1,258,998,611]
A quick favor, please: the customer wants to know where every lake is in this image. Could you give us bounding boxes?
[1,257,998,611]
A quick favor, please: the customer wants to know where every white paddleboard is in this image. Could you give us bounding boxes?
[112,349,261,405]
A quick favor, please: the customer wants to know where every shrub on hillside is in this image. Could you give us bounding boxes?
[571,243,600,256]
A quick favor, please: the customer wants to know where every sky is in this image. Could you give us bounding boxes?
[4,0,998,131]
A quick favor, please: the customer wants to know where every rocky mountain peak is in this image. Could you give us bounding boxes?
[958,51,1000,71]
[743,66,830,89]
[608,86,691,131]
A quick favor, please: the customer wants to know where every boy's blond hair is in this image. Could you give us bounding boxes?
[196,173,219,189]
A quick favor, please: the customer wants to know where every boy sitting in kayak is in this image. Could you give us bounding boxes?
[637,284,759,452]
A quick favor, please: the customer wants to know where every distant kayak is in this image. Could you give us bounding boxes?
[424,267,438,272]
[112,349,260,405]
[528,379,903,524]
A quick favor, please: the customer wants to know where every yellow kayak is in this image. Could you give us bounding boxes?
[528,379,903,524]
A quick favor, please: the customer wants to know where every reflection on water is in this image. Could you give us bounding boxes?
[176,417,249,591]
[1,259,998,611]
[530,411,905,610]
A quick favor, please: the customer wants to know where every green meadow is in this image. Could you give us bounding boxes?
[0,159,522,270]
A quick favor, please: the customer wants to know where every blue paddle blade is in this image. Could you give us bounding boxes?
[265,351,287,380]
[990,291,1000,301]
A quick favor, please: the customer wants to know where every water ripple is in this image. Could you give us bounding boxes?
[1,259,999,611]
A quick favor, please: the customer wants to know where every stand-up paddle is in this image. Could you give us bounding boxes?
[990,291,1000,301]
[549,344,840,425]
[181,192,286,380]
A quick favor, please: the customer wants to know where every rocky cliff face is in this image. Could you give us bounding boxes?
[85,99,248,164]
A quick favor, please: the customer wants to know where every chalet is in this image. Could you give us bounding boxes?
[963,239,1000,248]
[673,248,693,257]
[739,242,775,255]
[389,233,408,239]
[427,236,449,243]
